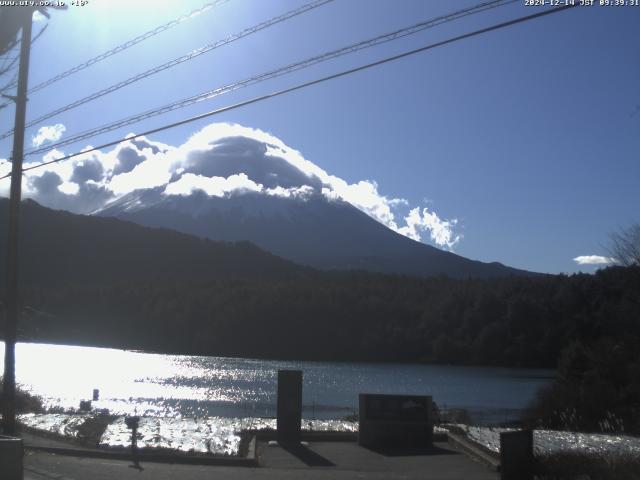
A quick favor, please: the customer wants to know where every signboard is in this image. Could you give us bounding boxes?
[358,393,433,449]
[364,394,429,422]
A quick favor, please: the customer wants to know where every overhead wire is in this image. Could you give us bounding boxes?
[27,0,230,94]
[0,53,19,76]
[0,0,335,140]
[0,51,15,73]
[24,0,516,157]
[0,24,47,98]
[0,54,19,109]
[0,73,17,96]
[0,42,20,78]
[0,3,578,182]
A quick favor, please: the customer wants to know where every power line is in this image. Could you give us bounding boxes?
[0,0,334,140]
[0,24,47,98]
[27,0,229,95]
[0,72,18,95]
[0,50,17,73]
[24,0,516,157]
[0,3,577,182]
[0,50,20,77]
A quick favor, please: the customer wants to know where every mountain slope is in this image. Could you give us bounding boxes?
[0,198,310,288]
[97,188,534,279]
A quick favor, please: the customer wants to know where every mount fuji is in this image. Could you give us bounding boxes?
[17,123,533,279]
[96,186,530,279]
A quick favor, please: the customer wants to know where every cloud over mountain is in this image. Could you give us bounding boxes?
[398,207,462,250]
[4,123,462,250]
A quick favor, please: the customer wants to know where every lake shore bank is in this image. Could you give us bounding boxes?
[13,412,640,480]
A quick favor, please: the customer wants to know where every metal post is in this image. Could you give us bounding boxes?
[500,430,534,480]
[2,8,33,436]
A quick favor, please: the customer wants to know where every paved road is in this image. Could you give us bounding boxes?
[24,441,498,480]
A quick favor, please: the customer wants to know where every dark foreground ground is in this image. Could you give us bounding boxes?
[23,440,498,480]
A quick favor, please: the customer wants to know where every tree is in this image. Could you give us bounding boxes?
[608,223,640,266]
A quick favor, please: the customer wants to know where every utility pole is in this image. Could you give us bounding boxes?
[2,7,33,436]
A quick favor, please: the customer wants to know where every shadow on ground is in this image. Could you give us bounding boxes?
[278,442,335,467]
[363,444,459,457]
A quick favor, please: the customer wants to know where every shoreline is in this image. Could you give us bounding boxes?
[4,339,561,371]
[13,413,640,458]
[17,412,360,457]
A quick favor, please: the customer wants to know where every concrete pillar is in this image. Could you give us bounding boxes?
[277,369,302,444]
[500,429,534,480]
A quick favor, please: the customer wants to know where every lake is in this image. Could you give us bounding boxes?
[1,342,554,424]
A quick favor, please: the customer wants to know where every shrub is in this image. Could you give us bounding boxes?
[0,376,44,413]
[523,337,640,434]
[534,451,640,480]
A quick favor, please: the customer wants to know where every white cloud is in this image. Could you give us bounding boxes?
[23,149,73,190]
[322,178,404,231]
[165,173,261,197]
[0,159,10,197]
[32,10,47,22]
[18,123,462,250]
[573,255,616,265]
[109,156,172,195]
[58,181,79,195]
[32,124,66,147]
[397,207,462,250]
[266,185,315,199]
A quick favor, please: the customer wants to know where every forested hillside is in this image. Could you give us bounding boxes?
[15,267,640,368]
[2,199,638,368]
[0,199,311,287]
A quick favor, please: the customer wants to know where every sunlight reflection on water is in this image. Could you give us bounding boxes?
[459,425,640,457]
[18,413,359,456]
[1,342,554,422]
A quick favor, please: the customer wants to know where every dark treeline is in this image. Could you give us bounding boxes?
[11,266,640,369]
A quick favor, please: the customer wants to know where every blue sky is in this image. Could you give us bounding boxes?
[0,0,638,274]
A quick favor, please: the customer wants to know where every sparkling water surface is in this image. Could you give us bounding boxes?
[460,425,640,457]
[1,342,554,423]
